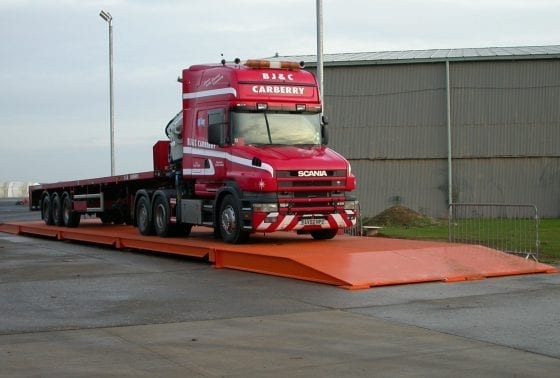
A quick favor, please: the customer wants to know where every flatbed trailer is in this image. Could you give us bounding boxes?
[29,162,171,229]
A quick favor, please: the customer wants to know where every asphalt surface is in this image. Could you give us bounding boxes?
[1,199,559,377]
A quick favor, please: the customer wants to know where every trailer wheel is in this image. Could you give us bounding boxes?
[62,192,80,228]
[153,196,173,237]
[136,196,154,236]
[310,229,338,240]
[219,195,249,244]
[52,193,64,226]
[41,193,54,225]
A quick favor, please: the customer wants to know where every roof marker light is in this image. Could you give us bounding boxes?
[245,59,303,70]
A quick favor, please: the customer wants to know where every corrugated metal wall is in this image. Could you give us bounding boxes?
[451,60,560,158]
[323,59,560,218]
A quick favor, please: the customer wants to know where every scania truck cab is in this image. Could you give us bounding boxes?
[168,59,358,243]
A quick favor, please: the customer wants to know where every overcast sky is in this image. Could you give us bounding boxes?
[1,0,559,183]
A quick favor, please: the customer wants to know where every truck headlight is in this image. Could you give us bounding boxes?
[252,203,278,213]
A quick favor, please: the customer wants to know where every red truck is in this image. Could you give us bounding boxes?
[29,59,358,243]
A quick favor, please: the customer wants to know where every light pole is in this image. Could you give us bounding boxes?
[316,0,324,108]
[99,10,115,176]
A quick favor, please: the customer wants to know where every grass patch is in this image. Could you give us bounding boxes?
[538,219,560,263]
[375,218,560,263]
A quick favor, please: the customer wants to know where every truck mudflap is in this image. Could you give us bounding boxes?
[254,210,357,232]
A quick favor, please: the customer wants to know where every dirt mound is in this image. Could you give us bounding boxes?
[366,205,433,227]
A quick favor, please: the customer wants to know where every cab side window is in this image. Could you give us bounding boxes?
[208,109,226,146]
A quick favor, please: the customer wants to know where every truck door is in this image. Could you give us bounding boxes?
[188,108,226,180]
[190,111,206,176]
[206,109,227,177]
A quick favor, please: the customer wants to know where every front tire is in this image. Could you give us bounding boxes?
[310,229,338,240]
[218,194,249,244]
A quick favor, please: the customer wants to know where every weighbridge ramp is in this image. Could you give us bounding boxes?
[0,220,556,290]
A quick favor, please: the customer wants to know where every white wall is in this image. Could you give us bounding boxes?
[0,182,37,198]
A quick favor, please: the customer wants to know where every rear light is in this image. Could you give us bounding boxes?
[296,104,306,112]
[257,103,268,110]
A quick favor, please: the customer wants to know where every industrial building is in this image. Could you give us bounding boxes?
[0,182,36,199]
[277,45,560,218]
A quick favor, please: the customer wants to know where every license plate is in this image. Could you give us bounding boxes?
[301,218,324,226]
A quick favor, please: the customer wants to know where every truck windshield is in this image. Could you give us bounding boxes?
[231,111,321,146]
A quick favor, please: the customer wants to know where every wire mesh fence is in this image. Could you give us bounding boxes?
[448,203,539,260]
[344,202,364,237]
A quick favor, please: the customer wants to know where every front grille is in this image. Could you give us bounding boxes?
[277,169,346,178]
[277,169,347,190]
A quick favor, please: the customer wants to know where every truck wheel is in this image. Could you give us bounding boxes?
[41,193,54,225]
[310,229,338,240]
[136,196,154,236]
[219,195,249,244]
[62,192,80,228]
[51,193,63,226]
[153,196,172,237]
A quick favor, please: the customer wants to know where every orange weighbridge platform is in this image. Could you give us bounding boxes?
[0,220,556,290]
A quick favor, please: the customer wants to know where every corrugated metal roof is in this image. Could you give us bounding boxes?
[269,45,560,66]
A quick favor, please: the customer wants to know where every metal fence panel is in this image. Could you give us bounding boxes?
[448,203,539,260]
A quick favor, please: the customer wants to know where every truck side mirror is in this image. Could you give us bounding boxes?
[321,124,329,145]
[208,123,225,147]
[321,114,329,145]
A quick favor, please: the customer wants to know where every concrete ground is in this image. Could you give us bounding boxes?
[1,199,559,377]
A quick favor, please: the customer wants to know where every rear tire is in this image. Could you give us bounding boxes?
[51,193,63,226]
[41,193,54,226]
[218,194,249,244]
[153,195,173,237]
[136,196,154,236]
[310,229,338,240]
[62,192,80,228]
